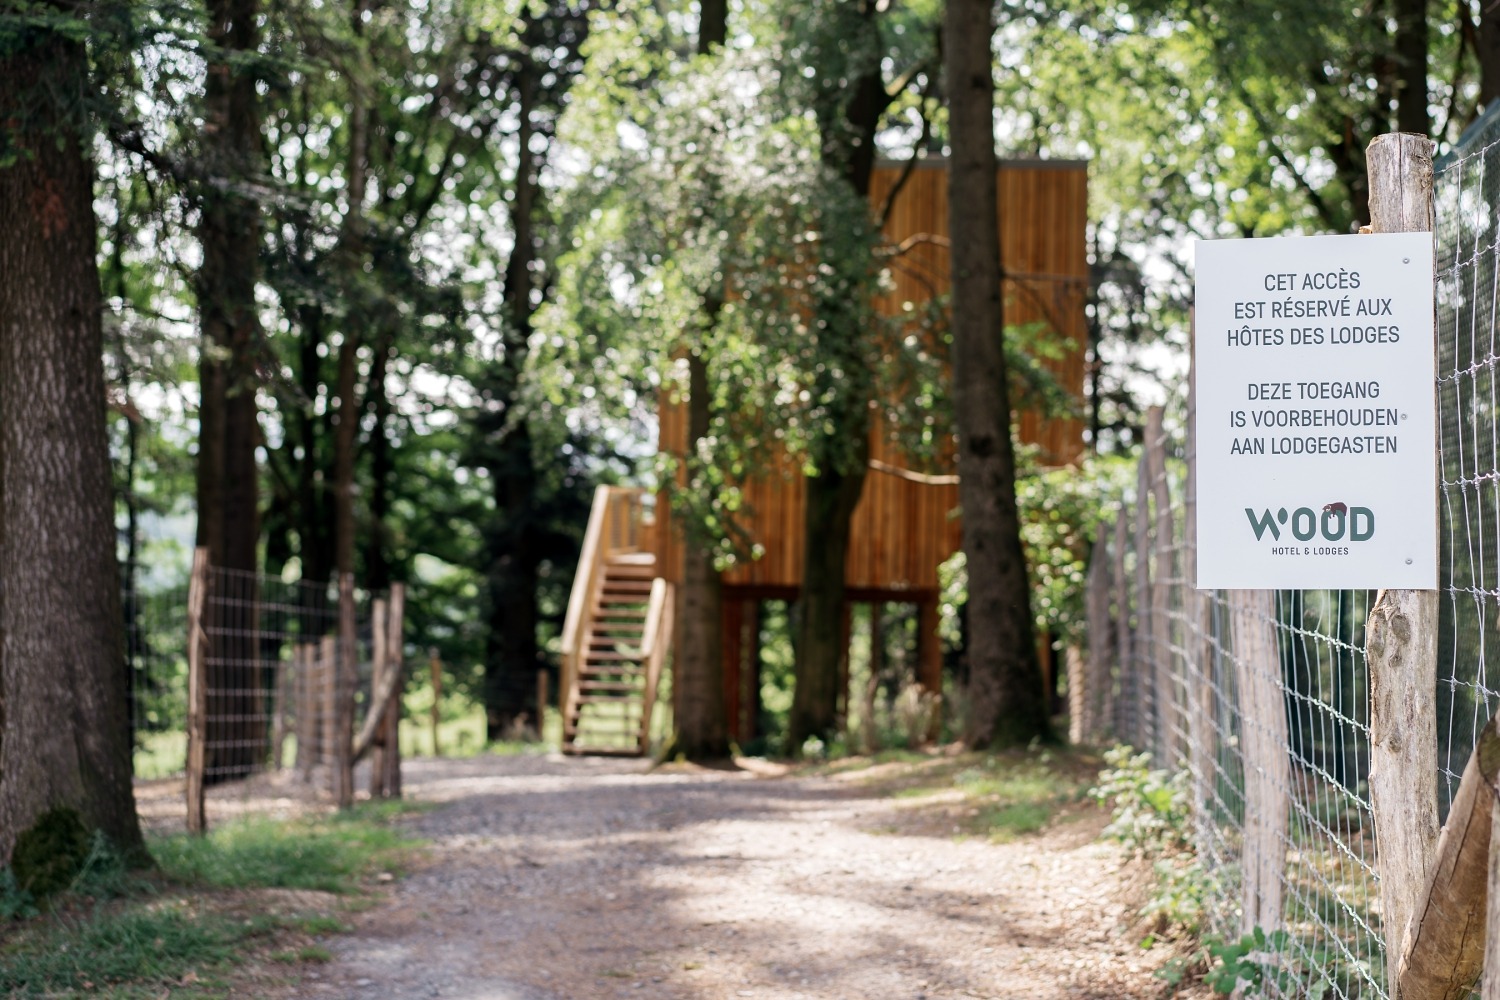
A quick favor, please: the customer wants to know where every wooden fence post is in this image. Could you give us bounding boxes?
[271,647,293,771]
[185,547,210,835]
[1184,314,1218,847]
[383,583,405,797]
[1077,526,1112,745]
[368,597,389,799]
[319,634,336,785]
[1365,130,1440,970]
[1230,588,1288,934]
[430,648,442,757]
[537,669,549,742]
[1398,716,1499,997]
[1146,406,1178,766]
[334,573,356,809]
[1134,446,1156,755]
[295,643,316,779]
[1112,505,1134,743]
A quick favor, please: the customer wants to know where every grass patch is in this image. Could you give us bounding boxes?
[845,745,1100,840]
[271,945,333,964]
[1,803,421,996]
[151,804,418,893]
[0,903,236,995]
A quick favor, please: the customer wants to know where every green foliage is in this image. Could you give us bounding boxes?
[1140,857,1215,935]
[1091,745,1192,855]
[941,453,1135,648]
[151,809,416,894]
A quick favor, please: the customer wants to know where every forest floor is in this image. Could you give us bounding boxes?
[180,747,1203,1000]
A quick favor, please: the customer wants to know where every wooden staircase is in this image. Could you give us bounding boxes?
[560,488,672,756]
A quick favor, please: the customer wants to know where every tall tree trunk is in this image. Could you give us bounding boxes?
[0,10,145,863]
[946,0,1050,747]
[1480,0,1500,110]
[482,49,542,740]
[1393,0,1429,136]
[789,448,867,745]
[196,0,265,781]
[672,1,731,760]
[365,331,394,593]
[788,1,886,749]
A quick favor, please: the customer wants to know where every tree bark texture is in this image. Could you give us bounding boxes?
[790,1,886,748]
[790,457,866,746]
[1365,131,1440,970]
[480,45,543,740]
[946,0,1048,748]
[1393,0,1429,137]
[196,0,266,781]
[0,11,145,862]
[1482,0,1500,110]
[1229,589,1289,935]
[668,0,732,760]
[674,350,729,758]
[1394,716,1500,1000]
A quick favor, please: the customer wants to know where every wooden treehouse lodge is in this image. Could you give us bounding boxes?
[559,159,1089,755]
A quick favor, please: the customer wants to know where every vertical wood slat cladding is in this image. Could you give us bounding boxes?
[655,160,1087,593]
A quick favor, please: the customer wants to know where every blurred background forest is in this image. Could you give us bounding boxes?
[8,0,1484,766]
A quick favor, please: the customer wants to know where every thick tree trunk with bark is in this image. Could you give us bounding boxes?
[674,350,729,758]
[788,1,887,749]
[480,50,544,740]
[789,448,868,746]
[196,0,266,780]
[0,12,145,863]
[670,0,731,763]
[945,0,1050,747]
[1482,1,1500,110]
[1393,0,1429,137]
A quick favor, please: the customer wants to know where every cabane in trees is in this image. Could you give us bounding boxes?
[558,159,1086,755]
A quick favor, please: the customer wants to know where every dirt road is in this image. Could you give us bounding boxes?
[280,753,1168,1000]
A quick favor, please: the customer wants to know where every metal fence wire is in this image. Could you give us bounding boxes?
[1092,118,1500,999]
[127,562,402,825]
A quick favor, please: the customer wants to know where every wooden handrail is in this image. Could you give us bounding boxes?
[560,485,649,740]
[637,577,673,753]
[561,487,614,727]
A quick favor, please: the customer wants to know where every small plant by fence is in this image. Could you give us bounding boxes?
[126,549,407,831]
[1075,120,1500,998]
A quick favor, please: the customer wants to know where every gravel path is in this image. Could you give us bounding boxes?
[283,753,1169,1000]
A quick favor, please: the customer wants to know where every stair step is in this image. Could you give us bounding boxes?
[606,552,656,566]
[563,744,644,757]
[605,565,658,579]
[580,681,642,693]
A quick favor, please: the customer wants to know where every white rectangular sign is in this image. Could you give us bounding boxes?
[1194,232,1436,590]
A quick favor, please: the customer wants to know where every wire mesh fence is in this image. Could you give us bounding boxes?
[1082,122,1500,998]
[126,557,406,828]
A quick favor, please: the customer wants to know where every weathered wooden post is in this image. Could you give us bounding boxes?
[185,547,211,835]
[319,634,336,781]
[1146,406,1178,766]
[1363,131,1440,972]
[1134,444,1156,755]
[429,648,443,757]
[1112,505,1134,743]
[383,583,405,796]
[1230,588,1288,934]
[1184,319,1218,846]
[1076,526,1112,745]
[367,597,389,798]
[537,669,549,743]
